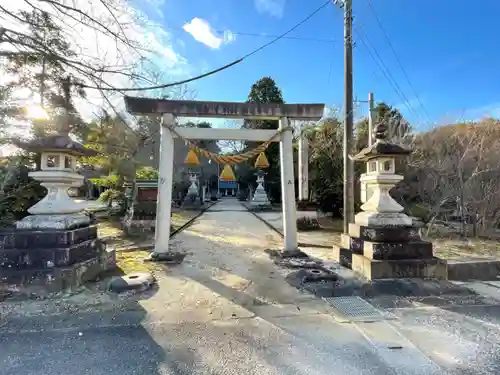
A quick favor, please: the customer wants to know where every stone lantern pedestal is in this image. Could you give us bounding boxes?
[332,125,446,280]
[0,134,116,295]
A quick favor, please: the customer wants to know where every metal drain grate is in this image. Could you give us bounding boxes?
[323,296,385,322]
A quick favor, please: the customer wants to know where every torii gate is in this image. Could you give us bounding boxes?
[124,97,324,254]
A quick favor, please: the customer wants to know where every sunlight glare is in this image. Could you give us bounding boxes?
[25,105,49,120]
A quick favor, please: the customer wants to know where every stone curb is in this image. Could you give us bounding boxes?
[446,260,500,281]
[241,203,331,249]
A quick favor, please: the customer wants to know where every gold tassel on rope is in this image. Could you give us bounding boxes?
[184,149,200,165]
[254,152,270,169]
[219,164,236,181]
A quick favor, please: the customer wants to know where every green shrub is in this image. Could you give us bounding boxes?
[296,217,320,231]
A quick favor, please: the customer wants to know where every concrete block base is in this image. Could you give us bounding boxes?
[0,248,116,296]
[351,253,447,280]
[332,245,352,268]
[334,222,445,280]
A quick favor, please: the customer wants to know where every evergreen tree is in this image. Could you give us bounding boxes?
[243,77,284,202]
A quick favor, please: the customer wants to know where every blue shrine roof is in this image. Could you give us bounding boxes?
[219,180,237,189]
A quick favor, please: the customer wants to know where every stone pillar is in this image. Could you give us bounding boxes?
[153,113,175,255]
[279,117,298,252]
[298,135,309,201]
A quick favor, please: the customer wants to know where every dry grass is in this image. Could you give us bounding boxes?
[98,209,204,276]
[115,250,166,274]
[98,221,123,238]
[431,238,500,261]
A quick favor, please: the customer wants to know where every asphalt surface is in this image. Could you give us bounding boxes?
[2,199,500,375]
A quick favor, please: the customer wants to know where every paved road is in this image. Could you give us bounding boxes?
[2,199,500,375]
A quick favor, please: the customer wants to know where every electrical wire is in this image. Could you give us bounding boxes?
[168,26,337,44]
[77,0,332,92]
[353,23,425,124]
[366,0,432,124]
[330,2,425,125]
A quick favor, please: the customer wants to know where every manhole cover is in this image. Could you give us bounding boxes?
[323,296,385,322]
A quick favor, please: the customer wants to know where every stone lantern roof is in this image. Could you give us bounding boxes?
[14,134,98,157]
[351,122,411,162]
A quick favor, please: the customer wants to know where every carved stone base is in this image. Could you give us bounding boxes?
[16,213,91,230]
[363,240,434,260]
[0,248,116,296]
[1,239,103,269]
[0,225,102,269]
[182,193,202,210]
[348,223,420,242]
[0,225,97,249]
[334,221,442,280]
[250,200,271,208]
[354,211,412,227]
[332,245,352,268]
[351,254,447,280]
[251,189,271,207]
[0,221,115,295]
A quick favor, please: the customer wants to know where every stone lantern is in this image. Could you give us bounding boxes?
[0,104,115,294]
[332,122,446,280]
[353,123,412,227]
[182,150,202,209]
[250,169,271,209]
[15,134,97,229]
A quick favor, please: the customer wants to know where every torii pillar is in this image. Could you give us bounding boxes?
[298,135,309,202]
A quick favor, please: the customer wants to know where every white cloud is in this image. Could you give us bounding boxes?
[254,0,286,18]
[0,0,190,122]
[183,18,235,49]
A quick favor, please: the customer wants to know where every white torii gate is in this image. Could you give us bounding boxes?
[125,97,324,254]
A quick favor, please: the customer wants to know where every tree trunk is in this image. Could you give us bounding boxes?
[457,167,466,237]
[472,210,478,237]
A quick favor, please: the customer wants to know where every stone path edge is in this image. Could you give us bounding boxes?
[241,202,331,249]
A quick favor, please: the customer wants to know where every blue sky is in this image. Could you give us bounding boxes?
[137,0,500,130]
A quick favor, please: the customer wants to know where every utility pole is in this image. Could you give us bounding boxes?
[340,0,354,233]
[368,92,374,146]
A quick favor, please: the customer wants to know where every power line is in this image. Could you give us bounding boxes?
[331,3,425,124]
[353,23,425,124]
[228,31,335,44]
[366,0,432,124]
[78,1,332,92]
[168,26,337,44]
